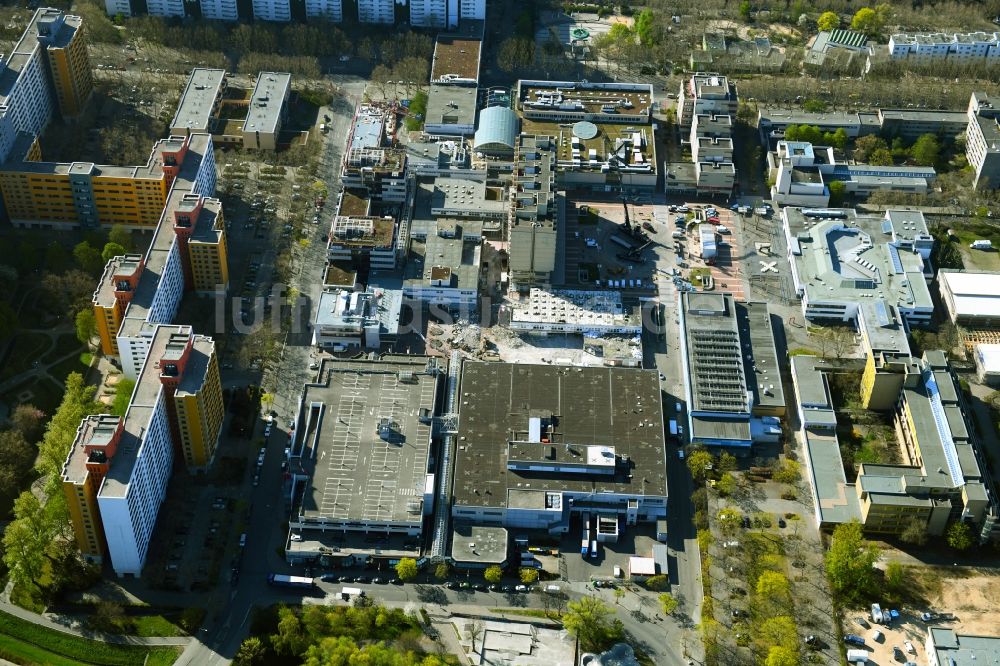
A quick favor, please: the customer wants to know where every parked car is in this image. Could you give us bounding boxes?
[904,641,915,654]
[844,634,866,646]
[855,617,871,629]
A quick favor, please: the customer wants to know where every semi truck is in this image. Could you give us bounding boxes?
[268,574,316,589]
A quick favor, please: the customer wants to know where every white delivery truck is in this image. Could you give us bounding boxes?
[341,587,364,600]
[846,649,869,663]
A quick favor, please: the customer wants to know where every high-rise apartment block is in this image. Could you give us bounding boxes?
[61,325,224,576]
[105,0,483,24]
[0,9,92,168]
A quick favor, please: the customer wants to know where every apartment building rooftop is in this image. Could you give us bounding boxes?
[296,356,439,527]
[101,325,183,498]
[118,134,213,339]
[243,72,290,135]
[61,414,126,486]
[430,35,482,83]
[403,227,480,292]
[93,253,143,308]
[0,8,80,101]
[170,68,226,133]
[452,362,668,509]
[689,72,737,99]
[177,335,215,397]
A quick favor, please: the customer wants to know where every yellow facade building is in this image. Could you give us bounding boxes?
[39,12,93,119]
[60,415,126,563]
[174,340,225,468]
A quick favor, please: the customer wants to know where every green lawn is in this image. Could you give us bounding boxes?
[0,610,179,666]
[951,220,1000,271]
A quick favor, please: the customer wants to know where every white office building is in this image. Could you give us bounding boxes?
[305,0,343,21]
[252,0,291,21]
[104,0,133,17]
[200,0,239,20]
[357,0,395,23]
[459,0,484,20]
[410,0,453,27]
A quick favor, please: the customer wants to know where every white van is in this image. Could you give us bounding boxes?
[545,585,561,593]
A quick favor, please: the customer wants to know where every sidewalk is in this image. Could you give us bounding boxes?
[0,599,191,647]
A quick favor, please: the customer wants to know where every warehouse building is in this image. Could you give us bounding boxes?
[939,269,1000,329]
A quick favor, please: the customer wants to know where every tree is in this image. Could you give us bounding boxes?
[101,242,126,264]
[716,472,737,497]
[75,309,96,346]
[817,11,840,32]
[911,133,940,166]
[11,404,46,443]
[824,128,848,151]
[687,449,714,484]
[434,562,451,580]
[869,148,894,166]
[563,596,624,652]
[635,9,655,46]
[395,557,418,582]
[235,636,266,665]
[112,378,135,417]
[42,270,97,317]
[756,570,791,600]
[658,592,679,616]
[468,621,484,653]
[718,452,738,473]
[900,516,928,545]
[739,0,752,22]
[73,241,104,276]
[497,37,534,73]
[946,521,974,550]
[108,224,132,251]
[854,134,888,162]
[851,5,889,36]
[884,561,905,593]
[773,459,800,484]
[758,615,798,654]
[3,492,51,589]
[0,431,35,500]
[613,587,625,604]
[519,567,539,584]
[825,520,880,603]
[765,645,799,666]
[484,565,503,584]
[828,180,846,206]
[644,574,669,591]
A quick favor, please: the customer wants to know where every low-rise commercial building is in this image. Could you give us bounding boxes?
[430,34,481,85]
[424,84,478,136]
[939,269,1000,328]
[508,134,559,290]
[974,344,1000,386]
[311,287,402,350]
[243,72,290,150]
[517,80,653,125]
[286,356,440,564]
[473,105,520,157]
[792,352,1000,543]
[679,293,784,448]
[61,325,223,576]
[327,215,398,271]
[450,361,668,542]
[769,141,936,206]
[925,628,1000,666]
[782,206,933,328]
[508,289,641,336]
